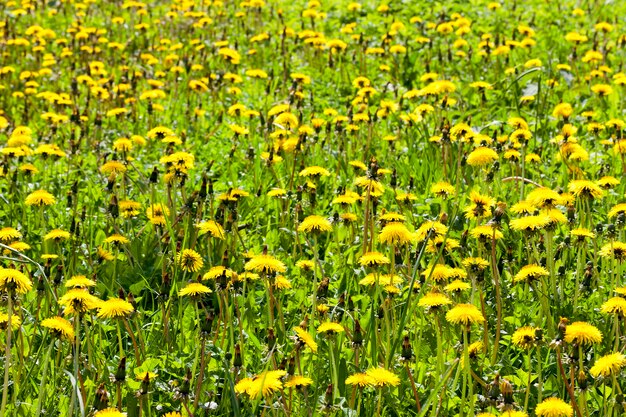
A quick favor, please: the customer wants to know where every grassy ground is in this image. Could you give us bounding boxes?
[1,0,626,416]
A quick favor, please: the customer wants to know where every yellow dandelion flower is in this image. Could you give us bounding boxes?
[41,316,74,340]
[94,408,126,417]
[179,282,212,297]
[535,397,573,417]
[514,264,549,283]
[354,176,385,196]
[0,312,21,331]
[284,376,313,388]
[178,249,204,272]
[316,322,344,335]
[294,326,318,352]
[464,191,495,219]
[97,298,134,319]
[466,147,498,166]
[470,225,503,240]
[379,222,414,245]
[608,203,626,218]
[512,326,540,349]
[601,297,626,315]
[446,303,485,326]
[298,215,332,233]
[509,215,551,232]
[104,234,129,245]
[237,370,286,399]
[0,227,22,242]
[0,268,32,294]
[345,372,375,387]
[431,181,455,198]
[65,275,96,288]
[244,254,286,274]
[418,292,452,309]
[365,367,400,387]
[564,321,602,345]
[414,221,448,241]
[299,166,330,178]
[599,242,626,261]
[358,252,390,267]
[590,352,626,378]
[59,289,101,314]
[568,180,603,199]
[25,189,55,206]
[146,203,170,226]
[527,188,562,208]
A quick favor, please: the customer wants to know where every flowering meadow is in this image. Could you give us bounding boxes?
[3,0,626,416]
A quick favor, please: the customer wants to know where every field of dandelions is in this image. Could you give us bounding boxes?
[3,0,626,416]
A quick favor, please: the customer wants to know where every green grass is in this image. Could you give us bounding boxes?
[0,0,626,416]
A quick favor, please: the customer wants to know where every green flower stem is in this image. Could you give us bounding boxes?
[35,340,55,416]
[0,295,13,417]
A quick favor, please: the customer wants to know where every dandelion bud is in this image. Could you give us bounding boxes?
[179,368,192,398]
[566,206,576,224]
[377,304,384,319]
[488,374,500,400]
[324,384,333,405]
[317,278,329,299]
[127,292,136,309]
[93,383,109,411]
[500,378,514,404]
[267,328,276,350]
[44,260,52,278]
[36,276,45,293]
[288,355,296,375]
[115,357,126,382]
[54,265,63,286]
[160,272,171,300]
[308,187,317,206]
[402,335,413,361]
[199,176,208,200]
[149,166,159,184]
[334,293,345,322]
[595,223,604,235]
[607,223,617,239]
[139,373,150,396]
[557,317,569,341]
[577,369,588,390]
[233,344,242,368]
[201,310,214,335]
[352,320,363,347]
[108,195,119,218]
